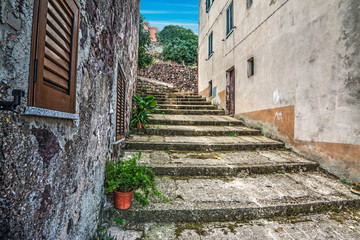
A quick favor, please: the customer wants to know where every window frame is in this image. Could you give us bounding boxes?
[247,0,253,9]
[28,0,80,114]
[206,0,215,12]
[247,57,254,77]
[208,31,213,58]
[226,1,234,37]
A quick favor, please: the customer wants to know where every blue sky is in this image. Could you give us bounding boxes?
[140,0,199,34]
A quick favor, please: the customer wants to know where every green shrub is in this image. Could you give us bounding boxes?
[105,153,169,207]
[131,94,159,128]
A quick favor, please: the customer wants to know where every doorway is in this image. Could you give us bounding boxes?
[226,68,235,116]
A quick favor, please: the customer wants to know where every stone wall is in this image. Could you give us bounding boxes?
[136,77,176,94]
[0,0,139,239]
[139,63,197,93]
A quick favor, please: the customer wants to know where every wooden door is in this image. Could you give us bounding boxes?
[226,69,235,116]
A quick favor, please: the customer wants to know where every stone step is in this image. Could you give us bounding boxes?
[158,104,218,110]
[149,115,245,126]
[154,109,225,115]
[140,92,198,97]
[157,100,211,105]
[141,94,203,99]
[125,135,284,151]
[155,98,208,102]
[102,172,360,224]
[123,150,319,176]
[106,211,360,239]
[133,125,260,136]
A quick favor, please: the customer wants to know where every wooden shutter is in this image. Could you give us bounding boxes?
[116,68,126,141]
[29,0,80,113]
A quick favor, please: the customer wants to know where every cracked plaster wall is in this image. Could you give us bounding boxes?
[0,0,139,239]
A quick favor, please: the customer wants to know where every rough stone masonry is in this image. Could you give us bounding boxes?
[0,0,139,239]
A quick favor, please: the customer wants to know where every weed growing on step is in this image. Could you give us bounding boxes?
[94,232,117,240]
[280,171,286,175]
[161,112,166,115]
[228,132,237,137]
[115,217,124,226]
[341,179,352,185]
[140,87,147,93]
[281,146,287,151]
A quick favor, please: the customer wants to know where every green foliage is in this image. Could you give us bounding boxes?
[105,153,169,207]
[228,132,237,137]
[114,217,124,226]
[140,87,147,93]
[158,25,198,66]
[138,15,153,69]
[341,178,352,185]
[131,93,159,128]
[353,182,360,191]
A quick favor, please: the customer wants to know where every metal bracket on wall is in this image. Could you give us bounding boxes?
[0,89,25,113]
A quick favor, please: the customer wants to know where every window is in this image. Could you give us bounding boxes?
[29,0,80,113]
[226,1,234,36]
[116,67,126,141]
[247,57,254,77]
[247,0,253,9]
[206,0,215,12]
[208,32,213,58]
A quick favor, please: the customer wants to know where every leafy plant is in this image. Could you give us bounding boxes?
[114,217,124,226]
[105,153,169,207]
[352,182,360,191]
[341,178,352,185]
[228,132,237,137]
[131,94,159,128]
[140,87,147,93]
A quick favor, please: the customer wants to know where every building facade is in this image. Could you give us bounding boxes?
[0,0,139,239]
[198,0,360,181]
[144,21,158,43]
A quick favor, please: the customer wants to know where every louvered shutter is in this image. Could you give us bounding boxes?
[29,0,80,113]
[116,68,126,141]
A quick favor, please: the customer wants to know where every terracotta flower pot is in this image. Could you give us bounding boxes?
[114,190,134,210]
[350,187,360,196]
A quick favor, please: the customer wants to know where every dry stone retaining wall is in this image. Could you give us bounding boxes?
[139,63,197,93]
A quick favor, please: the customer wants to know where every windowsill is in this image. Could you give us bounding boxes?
[23,107,79,120]
[207,52,214,60]
[113,138,126,145]
[226,28,235,39]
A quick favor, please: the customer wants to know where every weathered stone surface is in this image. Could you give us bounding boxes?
[103,172,360,223]
[139,63,197,93]
[123,150,319,176]
[103,210,360,240]
[137,77,176,94]
[0,0,139,239]
[149,114,245,126]
[154,109,225,115]
[133,124,260,136]
[125,135,284,151]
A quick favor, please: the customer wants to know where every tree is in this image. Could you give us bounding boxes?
[138,15,153,69]
[158,25,198,66]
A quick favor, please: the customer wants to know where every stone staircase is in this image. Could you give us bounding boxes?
[102,92,360,238]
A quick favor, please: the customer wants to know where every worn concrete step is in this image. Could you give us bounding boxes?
[154,109,225,115]
[155,97,207,102]
[103,172,360,224]
[125,135,284,151]
[149,115,245,126]
[158,104,217,110]
[157,100,211,105]
[123,150,319,176]
[106,211,360,240]
[133,125,260,136]
[141,94,203,99]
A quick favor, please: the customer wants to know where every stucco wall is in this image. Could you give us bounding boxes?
[0,0,139,239]
[198,0,360,181]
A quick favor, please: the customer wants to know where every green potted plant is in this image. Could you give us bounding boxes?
[105,153,169,209]
[131,93,159,128]
[350,183,360,196]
